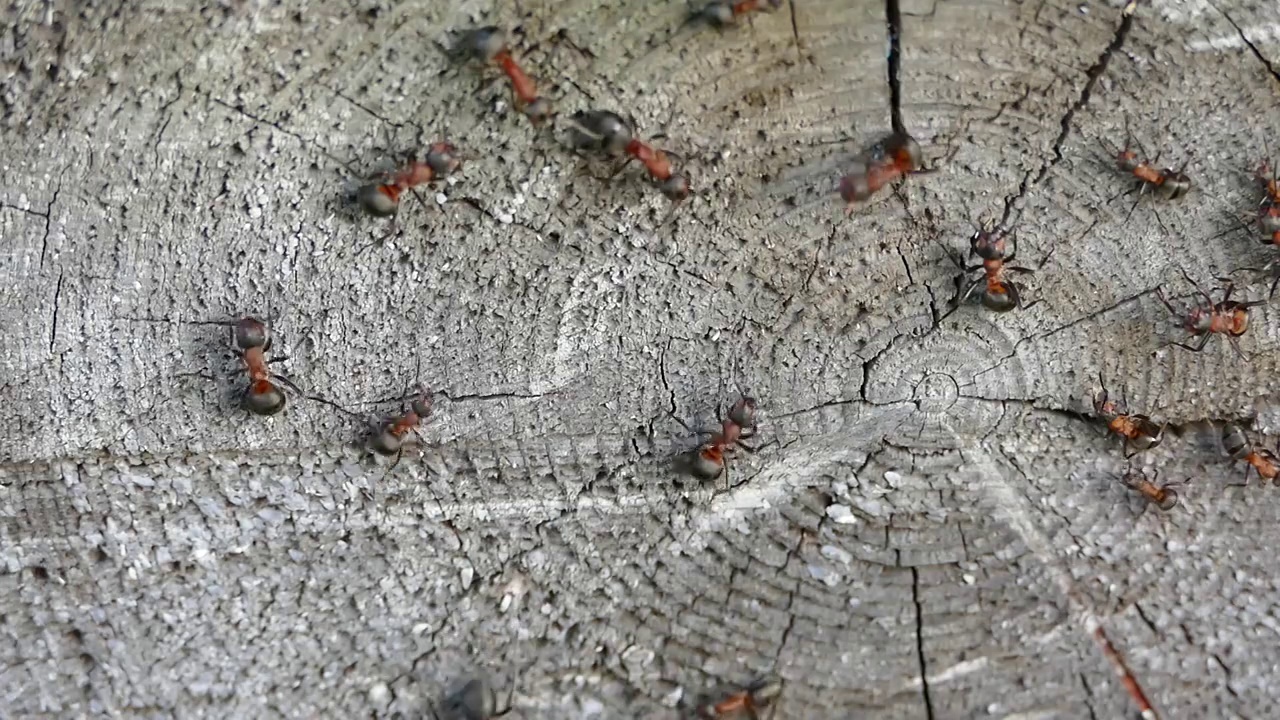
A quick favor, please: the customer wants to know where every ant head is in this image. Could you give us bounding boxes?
[462,26,507,61]
[981,284,1019,312]
[750,675,784,704]
[356,183,399,217]
[838,166,872,204]
[1181,306,1212,333]
[426,143,462,177]
[244,380,287,416]
[1115,148,1139,172]
[524,96,555,124]
[234,317,270,350]
[660,173,690,202]
[1222,423,1251,459]
[969,229,1006,260]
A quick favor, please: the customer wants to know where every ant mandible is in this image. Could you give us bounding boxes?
[685,397,759,482]
[839,131,925,212]
[231,316,300,416]
[1222,423,1280,485]
[941,226,1033,312]
[1120,468,1180,511]
[1092,379,1164,458]
[356,142,462,218]
[568,109,691,203]
[691,0,784,28]
[367,384,434,467]
[1155,268,1266,359]
[697,675,783,719]
[457,26,553,124]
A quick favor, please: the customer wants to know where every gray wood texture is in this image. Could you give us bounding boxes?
[3,0,1279,717]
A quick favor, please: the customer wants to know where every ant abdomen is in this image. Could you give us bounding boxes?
[356,183,398,217]
[981,288,1019,313]
[370,429,404,456]
[1157,171,1191,200]
[243,380,287,416]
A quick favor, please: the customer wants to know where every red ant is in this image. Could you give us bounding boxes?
[230,317,300,416]
[697,675,783,719]
[1155,268,1266,359]
[1256,159,1280,246]
[1222,423,1280,485]
[685,397,758,482]
[367,385,434,467]
[1120,468,1180,511]
[691,0,784,27]
[1093,381,1164,458]
[940,227,1032,312]
[1102,130,1191,226]
[438,677,514,720]
[355,143,462,218]
[568,109,691,203]
[839,131,925,212]
[457,26,553,124]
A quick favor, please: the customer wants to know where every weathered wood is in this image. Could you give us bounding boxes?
[2,0,1279,717]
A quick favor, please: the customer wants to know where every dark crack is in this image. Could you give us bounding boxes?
[787,0,804,60]
[210,96,353,172]
[1080,673,1100,720]
[1215,6,1280,85]
[39,184,60,270]
[1049,6,1138,166]
[48,273,64,355]
[1132,602,1158,636]
[909,567,936,720]
[884,0,906,135]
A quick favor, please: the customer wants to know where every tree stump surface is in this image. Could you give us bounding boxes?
[3,0,1279,717]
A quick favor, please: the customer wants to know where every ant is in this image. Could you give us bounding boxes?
[457,26,553,124]
[366,384,434,468]
[435,677,514,720]
[568,109,691,203]
[685,396,759,482]
[1101,129,1191,225]
[697,675,783,719]
[231,316,300,416]
[1092,380,1164,458]
[1255,159,1280,246]
[1120,468,1180,511]
[690,0,784,28]
[1222,422,1280,485]
[839,131,925,212]
[1155,268,1266,359]
[940,226,1033,312]
[355,143,462,218]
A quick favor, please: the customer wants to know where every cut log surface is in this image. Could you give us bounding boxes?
[2,0,1279,718]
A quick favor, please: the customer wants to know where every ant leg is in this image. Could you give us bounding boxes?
[272,373,304,394]
[1155,286,1182,316]
[957,276,983,305]
[266,355,289,365]
[1007,280,1024,309]
[1177,266,1215,307]
[1164,334,1211,353]
[1227,335,1252,362]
